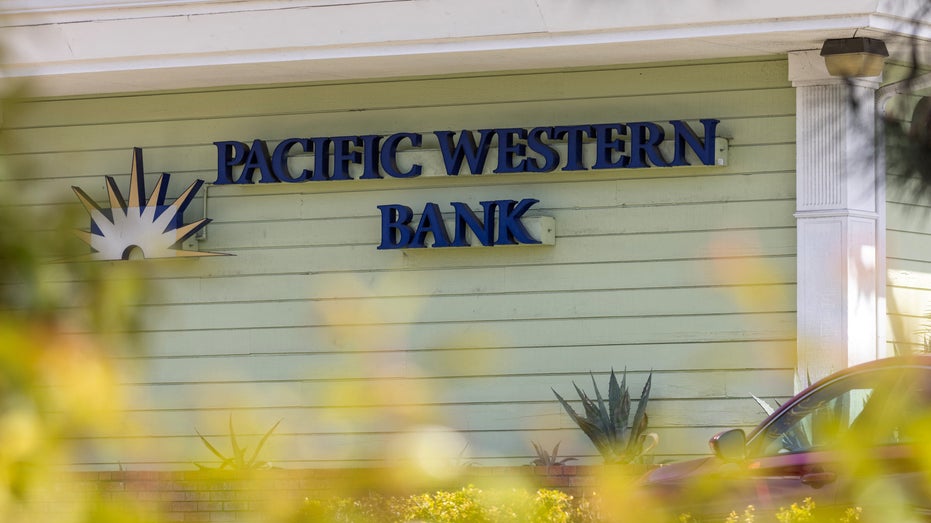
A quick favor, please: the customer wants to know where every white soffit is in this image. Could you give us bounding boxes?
[1,0,930,96]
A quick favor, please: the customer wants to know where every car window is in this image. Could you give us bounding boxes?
[752,367,930,457]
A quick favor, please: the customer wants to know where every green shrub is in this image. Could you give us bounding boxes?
[301,488,865,523]
[679,498,862,523]
[404,486,488,522]
[299,486,597,523]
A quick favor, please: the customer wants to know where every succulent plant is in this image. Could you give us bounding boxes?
[530,441,577,467]
[552,369,656,464]
[195,415,281,470]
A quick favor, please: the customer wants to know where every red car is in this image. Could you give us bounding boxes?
[636,356,931,521]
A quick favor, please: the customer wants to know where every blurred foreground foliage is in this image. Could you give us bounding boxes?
[885,96,931,204]
[0,92,146,521]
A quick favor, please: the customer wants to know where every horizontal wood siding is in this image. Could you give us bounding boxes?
[886,184,931,355]
[3,57,796,468]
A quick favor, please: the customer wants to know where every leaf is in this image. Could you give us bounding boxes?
[589,372,612,436]
[639,432,659,456]
[531,441,547,465]
[576,381,608,439]
[614,369,631,445]
[629,371,652,449]
[553,389,586,429]
[572,383,601,424]
[248,418,281,468]
[196,429,229,462]
[532,441,544,456]
[228,414,245,467]
[608,369,622,440]
[751,394,777,416]
[623,412,652,463]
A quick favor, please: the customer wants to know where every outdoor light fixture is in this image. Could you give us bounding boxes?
[820,37,889,77]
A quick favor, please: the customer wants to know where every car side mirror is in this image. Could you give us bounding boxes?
[710,428,747,463]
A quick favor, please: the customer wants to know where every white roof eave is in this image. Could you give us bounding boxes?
[1,0,929,96]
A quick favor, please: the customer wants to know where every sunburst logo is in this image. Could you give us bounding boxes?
[72,148,226,260]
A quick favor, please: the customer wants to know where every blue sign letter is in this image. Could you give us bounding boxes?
[495,198,541,245]
[377,204,414,249]
[239,139,278,184]
[381,133,423,178]
[628,122,670,168]
[435,129,495,175]
[493,128,529,174]
[272,138,311,182]
[214,141,248,185]
[554,125,593,171]
[411,203,452,248]
[592,124,630,170]
[526,127,559,172]
[451,201,496,246]
[358,135,383,180]
[671,119,719,166]
[331,136,361,180]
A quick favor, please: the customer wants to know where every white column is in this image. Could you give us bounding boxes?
[788,50,886,389]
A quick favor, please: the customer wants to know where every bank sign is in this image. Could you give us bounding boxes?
[213,119,722,250]
[74,119,722,260]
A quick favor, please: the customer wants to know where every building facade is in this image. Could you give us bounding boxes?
[0,0,930,470]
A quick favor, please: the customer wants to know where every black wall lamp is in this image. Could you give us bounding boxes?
[820,37,889,77]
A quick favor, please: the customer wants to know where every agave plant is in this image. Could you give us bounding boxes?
[196,415,281,470]
[530,441,577,467]
[552,369,656,464]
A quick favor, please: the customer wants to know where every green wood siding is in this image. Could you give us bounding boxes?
[2,57,796,468]
[887,191,931,354]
